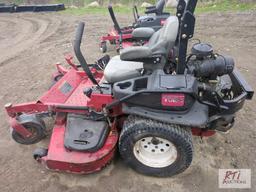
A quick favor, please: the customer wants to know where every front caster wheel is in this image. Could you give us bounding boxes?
[119,116,193,177]
[11,114,46,145]
[33,148,48,160]
[100,42,107,53]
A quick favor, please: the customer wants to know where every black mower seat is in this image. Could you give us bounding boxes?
[145,0,166,15]
[121,16,179,61]
[104,16,178,84]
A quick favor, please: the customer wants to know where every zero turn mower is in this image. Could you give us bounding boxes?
[99,0,186,53]
[5,0,253,177]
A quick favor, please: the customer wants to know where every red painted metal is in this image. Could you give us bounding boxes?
[4,60,121,174]
[4,61,110,128]
[5,102,49,117]
[100,28,133,42]
[101,33,133,42]
[9,117,32,138]
[88,93,113,111]
[191,128,216,137]
[40,113,118,174]
[121,41,134,49]
[65,54,78,70]
[55,112,67,125]
[160,19,166,25]
[41,68,84,104]
[100,27,137,52]
[4,61,121,174]
[56,63,68,75]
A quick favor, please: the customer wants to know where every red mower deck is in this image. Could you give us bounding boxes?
[41,113,118,174]
[5,59,119,174]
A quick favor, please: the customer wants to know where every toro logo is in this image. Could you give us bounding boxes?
[219,169,251,189]
[161,93,185,107]
[160,19,166,25]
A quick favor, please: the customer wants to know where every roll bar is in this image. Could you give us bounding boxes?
[176,0,198,74]
[176,0,186,20]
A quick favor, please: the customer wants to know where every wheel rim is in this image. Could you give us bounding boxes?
[133,136,178,168]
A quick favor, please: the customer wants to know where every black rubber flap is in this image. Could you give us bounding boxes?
[64,113,109,152]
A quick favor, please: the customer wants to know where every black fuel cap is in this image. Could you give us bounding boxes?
[192,43,213,58]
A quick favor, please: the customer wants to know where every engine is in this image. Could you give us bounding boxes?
[187,43,235,100]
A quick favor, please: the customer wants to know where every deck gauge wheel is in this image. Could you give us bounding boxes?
[11,114,46,145]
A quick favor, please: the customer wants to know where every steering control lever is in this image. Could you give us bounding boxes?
[74,22,100,88]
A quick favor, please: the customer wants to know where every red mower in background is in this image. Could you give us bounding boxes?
[99,0,186,53]
[4,0,253,177]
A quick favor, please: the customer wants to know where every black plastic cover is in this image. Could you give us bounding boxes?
[122,101,209,127]
[64,114,109,152]
[113,70,198,111]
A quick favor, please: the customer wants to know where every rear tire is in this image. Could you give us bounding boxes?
[119,115,193,177]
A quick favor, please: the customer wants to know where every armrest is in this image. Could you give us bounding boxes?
[120,47,152,61]
[120,41,168,63]
[145,8,157,14]
[132,27,155,40]
[146,5,156,10]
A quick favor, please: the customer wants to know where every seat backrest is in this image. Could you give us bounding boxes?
[155,0,165,15]
[159,16,179,43]
[120,16,179,61]
[148,16,179,54]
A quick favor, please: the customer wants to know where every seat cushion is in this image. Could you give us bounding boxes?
[104,56,143,83]
[132,27,155,40]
